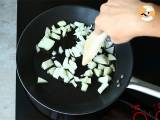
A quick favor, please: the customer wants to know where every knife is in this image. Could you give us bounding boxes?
[82,30,107,65]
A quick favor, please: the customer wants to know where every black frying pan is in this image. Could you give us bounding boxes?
[16,5,133,115]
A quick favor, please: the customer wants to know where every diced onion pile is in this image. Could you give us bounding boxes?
[36,20,116,94]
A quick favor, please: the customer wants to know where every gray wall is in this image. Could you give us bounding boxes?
[0,0,16,120]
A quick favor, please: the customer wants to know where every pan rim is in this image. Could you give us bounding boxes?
[16,5,133,115]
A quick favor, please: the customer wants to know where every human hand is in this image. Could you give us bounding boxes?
[95,0,148,44]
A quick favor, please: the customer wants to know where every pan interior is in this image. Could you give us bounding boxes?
[17,6,133,114]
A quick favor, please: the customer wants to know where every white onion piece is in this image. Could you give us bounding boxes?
[108,54,116,61]
[81,83,89,92]
[99,48,103,53]
[57,20,66,27]
[93,55,109,65]
[64,78,70,83]
[69,60,77,70]
[37,77,48,84]
[45,27,51,37]
[106,47,114,54]
[98,83,108,94]
[52,68,61,79]
[74,21,84,27]
[36,45,40,53]
[71,57,76,62]
[103,67,112,76]
[63,57,69,69]
[65,25,71,32]
[98,64,106,70]
[70,23,76,28]
[66,71,74,80]
[65,49,70,57]
[81,77,91,84]
[87,61,97,69]
[61,27,67,37]
[83,70,93,77]
[51,32,60,40]
[74,76,81,82]
[52,28,61,34]
[70,79,77,88]
[71,47,81,57]
[38,37,55,51]
[94,68,102,77]
[68,65,75,74]
[54,60,62,67]
[105,40,113,49]
[47,67,56,75]
[58,46,64,54]
[51,25,56,31]
[110,64,116,72]
[41,59,54,70]
[52,51,56,56]
[98,75,111,83]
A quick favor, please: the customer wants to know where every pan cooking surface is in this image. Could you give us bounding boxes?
[16,5,133,114]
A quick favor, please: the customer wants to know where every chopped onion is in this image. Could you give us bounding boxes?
[93,54,109,65]
[50,32,61,40]
[52,68,61,79]
[108,54,116,61]
[74,76,81,82]
[58,46,64,54]
[62,57,69,69]
[70,23,76,28]
[68,65,75,74]
[105,40,113,49]
[54,60,62,67]
[45,27,51,37]
[47,67,56,75]
[98,75,111,83]
[37,77,48,84]
[99,48,103,53]
[64,78,70,83]
[106,47,114,54]
[66,70,74,80]
[52,51,56,56]
[65,25,71,32]
[98,64,106,70]
[98,83,108,94]
[65,49,70,57]
[38,36,55,51]
[57,20,66,27]
[83,70,93,77]
[69,60,77,70]
[36,45,40,53]
[41,59,54,70]
[81,77,91,84]
[74,21,84,27]
[94,68,102,77]
[61,27,67,37]
[52,28,61,35]
[87,61,97,69]
[103,67,112,76]
[71,47,81,57]
[81,83,89,92]
[110,64,115,72]
[70,79,77,88]
[71,57,76,62]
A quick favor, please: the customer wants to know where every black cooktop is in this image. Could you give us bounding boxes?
[16,0,160,120]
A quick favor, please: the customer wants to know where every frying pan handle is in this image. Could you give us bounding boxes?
[127,77,160,99]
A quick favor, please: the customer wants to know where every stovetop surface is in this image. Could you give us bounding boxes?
[16,0,160,120]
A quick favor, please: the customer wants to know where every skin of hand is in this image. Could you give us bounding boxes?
[95,0,160,44]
